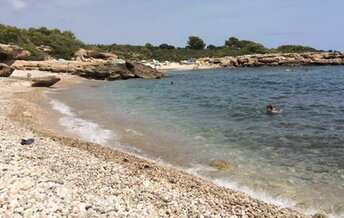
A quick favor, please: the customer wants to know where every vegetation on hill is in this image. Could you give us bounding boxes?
[276,45,317,53]
[0,24,320,61]
[0,24,84,60]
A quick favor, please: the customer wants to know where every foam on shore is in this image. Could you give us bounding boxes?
[186,165,340,218]
[50,99,115,145]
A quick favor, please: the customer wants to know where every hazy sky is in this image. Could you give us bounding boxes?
[1,0,343,51]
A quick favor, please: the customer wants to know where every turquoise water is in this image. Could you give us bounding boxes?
[47,66,344,216]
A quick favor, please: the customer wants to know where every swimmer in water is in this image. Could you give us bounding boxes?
[266,105,281,114]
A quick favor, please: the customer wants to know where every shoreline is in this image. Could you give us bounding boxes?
[0,73,315,217]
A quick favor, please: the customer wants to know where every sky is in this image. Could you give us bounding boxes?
[1,0,344,51]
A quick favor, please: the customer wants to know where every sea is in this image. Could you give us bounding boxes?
[45,66,344,217]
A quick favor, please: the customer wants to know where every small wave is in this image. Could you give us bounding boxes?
[195,135,206,140]
[214,179,295,206]
[186,164,217,174]
[49,99,115,145]
[213,178,342,218]
[50,99,75,116]
[184,164,337,217]
[125,128,143,136]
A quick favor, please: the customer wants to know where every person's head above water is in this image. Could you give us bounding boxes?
[266,105,281,114]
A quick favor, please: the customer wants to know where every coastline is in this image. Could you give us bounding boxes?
[1,74,313,217]
[155,62,220,72]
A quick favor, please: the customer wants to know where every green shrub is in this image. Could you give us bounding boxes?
[0,23,320,62]
[276,45,317,53]
[0,24,84,60]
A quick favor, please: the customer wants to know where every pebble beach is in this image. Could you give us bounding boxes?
[0,75,313,217]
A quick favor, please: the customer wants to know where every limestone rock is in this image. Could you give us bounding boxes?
[36,45,52,53]
[203,52,344,67]
[0,43,31,64]
[80,62,162,80]
[0,63,14,77]
[13,60,164,81]
[31,76,61,87]
[74,49,118,62]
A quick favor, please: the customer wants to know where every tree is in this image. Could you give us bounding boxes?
[225,37,240,48]
[145,43,154,51]
[207,44,216,49]
[187,36,206,50]
[158,43,175,49]
[242,42,269,54]
[62,30,77,39]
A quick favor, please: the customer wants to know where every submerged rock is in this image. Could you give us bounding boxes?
[31,76,61,87]
[0,63,14,77]
[210,160,231,171]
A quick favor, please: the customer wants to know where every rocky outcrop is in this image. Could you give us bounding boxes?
[31,76,61,87]
[0,63,14,77]
[12,60,164,80]
[74,49,118,62]
[0,44,31,65]
[203,52,344,67]
[77,61,162,80]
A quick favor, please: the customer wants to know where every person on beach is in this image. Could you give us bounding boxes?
[266,105,281,114]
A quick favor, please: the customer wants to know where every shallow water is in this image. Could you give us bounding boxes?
[46,66,344,216]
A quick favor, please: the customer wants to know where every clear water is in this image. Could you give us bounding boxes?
[46,66,344,216]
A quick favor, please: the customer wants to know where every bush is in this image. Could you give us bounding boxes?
[276,45,317,53]
[0,24,84,60]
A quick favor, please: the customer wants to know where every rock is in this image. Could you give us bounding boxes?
[22,111,32,118]
[125,61,135,70]
[203,52,344,68]
[210,160,231,171]
[13,206,24,213]
[36,45,52,53]
[85,203,92,210]
[20,138,35,145]
[75,48,118,62]
[0,43,31,64]
[169,178,177,184]
[312,213,328,218]
[77,62,162,80]
[12,59,164,80]
[18,181,34,191]
[31,76,61,87]
[129,63,162,79]
[77,63,131,80]
[0,63,14,77]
